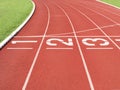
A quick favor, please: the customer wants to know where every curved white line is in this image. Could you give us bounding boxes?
[80,4,119,25]
[68,5,120,49]
[56,4,95,90]
[82,1,120,17]
[22,3,50,90]
[0,1,35,49]
[47,24,119,36]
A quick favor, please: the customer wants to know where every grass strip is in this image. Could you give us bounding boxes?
[101,0,120,7]
[0,0,33,42]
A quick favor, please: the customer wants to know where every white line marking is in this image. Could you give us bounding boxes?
[14,24,120,37]
[46,47,73,50]
[7,48,33,50]
[84,1,120,17]
[22,3,50,90]
[56,4,95,90]
[12,40,37,44]
[81,4,119,26]
[115,39,120,42]
[47,24,119,36]
[69,5,120,50]
[15,35,120,38]
[86,47,113,50]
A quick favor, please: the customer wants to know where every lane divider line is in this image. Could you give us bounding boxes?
[56,4,95,90]
[68,5,120,50]
[80,4,120,25]
[82,1,120,18]
[22,3,50,90]
[14,23,120,37]
[45,24,120,36]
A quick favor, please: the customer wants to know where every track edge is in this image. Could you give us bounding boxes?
[96,0,120,10]
[0,0,36,50]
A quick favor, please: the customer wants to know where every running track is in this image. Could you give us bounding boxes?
[0,0,120,90]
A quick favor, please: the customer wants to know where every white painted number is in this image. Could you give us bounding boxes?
[82,38,109,46]
[46,38,73,46]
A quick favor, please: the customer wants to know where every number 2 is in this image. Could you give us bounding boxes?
[46,38,73,46]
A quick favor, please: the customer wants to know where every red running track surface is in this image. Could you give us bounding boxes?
[0,0,120,90]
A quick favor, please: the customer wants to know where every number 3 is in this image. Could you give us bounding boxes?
[82,38,109,46]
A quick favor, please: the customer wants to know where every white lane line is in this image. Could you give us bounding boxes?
[86,47,113,50]
[115,39,120,42]
[7,48,33,50]
[46,47,73,50]
[14,35,120,38]
[22,3,50,90]
[81,4,120,26]
[46,24,119,36]
[83,1,120,17]
[56,4,95,90]
[12,40,37,44]
[14,24,119,37]
[69,5,120,50]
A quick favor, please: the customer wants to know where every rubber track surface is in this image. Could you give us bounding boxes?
[0,0,120,90]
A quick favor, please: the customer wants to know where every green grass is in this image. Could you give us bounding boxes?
[0,0,33,42]
[101,0,120,7]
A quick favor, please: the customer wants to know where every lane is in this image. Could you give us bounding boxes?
[24,2,91,90]
[22,2,51,90]
[60,0,120,89]
[0,0,48,89]
[0,0,120,90]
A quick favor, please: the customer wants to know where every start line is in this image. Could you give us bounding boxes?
[12,36,120,50]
